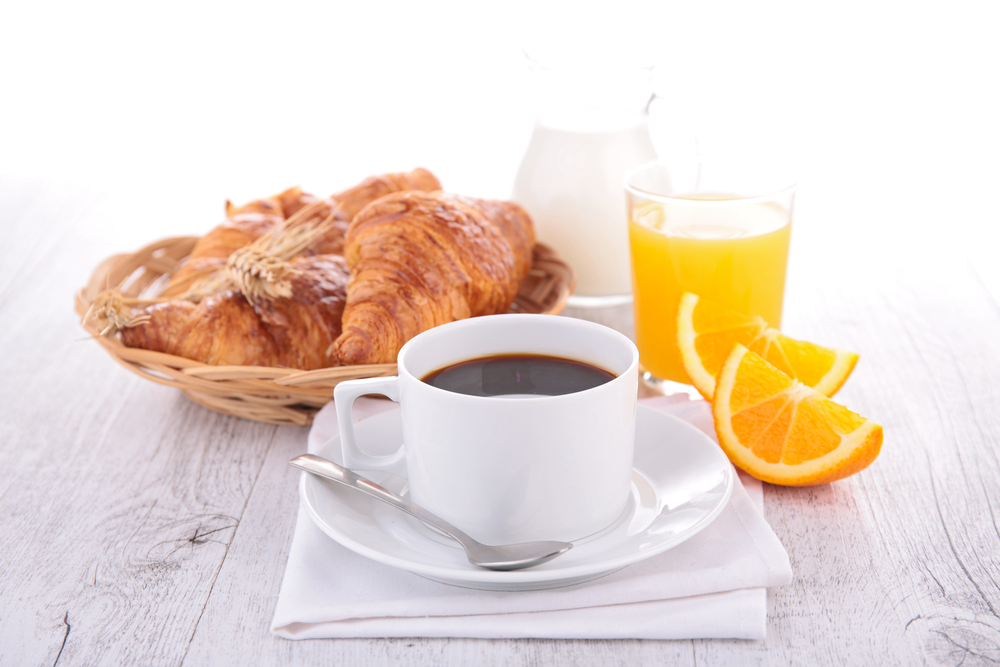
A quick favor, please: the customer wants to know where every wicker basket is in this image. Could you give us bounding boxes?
[75,236,575,425]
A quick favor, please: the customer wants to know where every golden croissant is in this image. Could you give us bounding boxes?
[332,191,536,365]
[121,255,350,369]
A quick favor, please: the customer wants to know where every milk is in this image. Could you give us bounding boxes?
[512,112,657,301]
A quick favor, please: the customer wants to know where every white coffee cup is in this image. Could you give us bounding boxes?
[333,314,639,545]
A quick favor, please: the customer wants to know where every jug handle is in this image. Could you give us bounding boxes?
[644,93,703,189]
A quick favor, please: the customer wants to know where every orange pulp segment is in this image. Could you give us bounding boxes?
[676,292,859,400]
[712,344,883,486]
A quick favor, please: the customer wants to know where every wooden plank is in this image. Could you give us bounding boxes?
[0,355,280,666]
[182,421,310,664]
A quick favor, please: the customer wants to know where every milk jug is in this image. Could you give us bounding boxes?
[512,54,658,306]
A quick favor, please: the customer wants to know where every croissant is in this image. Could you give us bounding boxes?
[119,293,282,367]
[331,167,441,222]
[121,255,350,369]
[332,191,535,366]
[303,168,442,257]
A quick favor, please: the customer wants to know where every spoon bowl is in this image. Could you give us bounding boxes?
[289,454,573,571]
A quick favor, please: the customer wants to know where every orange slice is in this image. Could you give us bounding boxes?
[676,292,859,400]
[713,344,882,486]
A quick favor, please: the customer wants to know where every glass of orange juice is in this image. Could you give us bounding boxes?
[624,156,796,394]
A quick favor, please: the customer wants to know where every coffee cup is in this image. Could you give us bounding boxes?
[333,314,639,545]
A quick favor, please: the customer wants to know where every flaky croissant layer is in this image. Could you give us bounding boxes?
[122,254,350,370]
[332,191,535,366]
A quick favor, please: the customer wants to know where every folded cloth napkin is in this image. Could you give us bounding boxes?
[271,394,792,640]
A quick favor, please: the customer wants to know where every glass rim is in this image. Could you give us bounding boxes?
[623,159,797,205]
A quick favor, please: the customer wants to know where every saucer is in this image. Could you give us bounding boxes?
[298,404,734,591]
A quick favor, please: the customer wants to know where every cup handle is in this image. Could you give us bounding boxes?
[333,376,407,477]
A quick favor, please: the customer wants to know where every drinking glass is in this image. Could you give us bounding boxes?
[624,156,796,394]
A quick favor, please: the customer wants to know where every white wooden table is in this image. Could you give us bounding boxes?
[2,169,999,666]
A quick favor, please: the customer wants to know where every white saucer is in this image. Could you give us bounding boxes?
[298,404,734,591]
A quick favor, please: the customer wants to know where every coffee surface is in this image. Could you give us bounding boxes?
[422,354,615,397]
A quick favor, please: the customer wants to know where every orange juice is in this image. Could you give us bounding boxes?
[629,196,791,384]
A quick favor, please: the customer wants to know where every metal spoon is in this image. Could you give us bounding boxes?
[290,454,573,571]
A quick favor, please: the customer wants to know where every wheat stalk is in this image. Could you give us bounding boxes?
[86,290,154,336]
[175,199,339,303]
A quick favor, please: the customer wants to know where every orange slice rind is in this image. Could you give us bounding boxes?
[712,344,882,486]
[676,292,859,400]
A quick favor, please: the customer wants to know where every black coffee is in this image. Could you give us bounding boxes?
[421,354,615,397]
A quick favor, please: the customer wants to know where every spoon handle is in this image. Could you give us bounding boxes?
[289,454,477,549]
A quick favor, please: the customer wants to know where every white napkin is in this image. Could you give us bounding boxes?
[271,395,792,640]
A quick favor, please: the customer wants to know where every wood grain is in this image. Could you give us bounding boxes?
[2,175,999,666]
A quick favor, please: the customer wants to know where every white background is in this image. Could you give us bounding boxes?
[2,0,998,294]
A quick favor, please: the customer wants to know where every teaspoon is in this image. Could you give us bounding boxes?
[289,454,573,571]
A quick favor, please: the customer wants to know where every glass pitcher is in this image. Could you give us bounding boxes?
[512,51,658,307]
